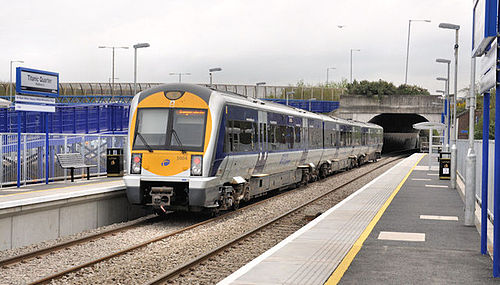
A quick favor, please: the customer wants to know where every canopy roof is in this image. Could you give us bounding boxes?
[413,122,446,130]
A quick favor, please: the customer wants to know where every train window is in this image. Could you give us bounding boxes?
[295,126,301,146]
[286,126,294,149]
[276,125,287,150]
[133,108,169,149]
[268,124,276,150]
[170,109,206,148]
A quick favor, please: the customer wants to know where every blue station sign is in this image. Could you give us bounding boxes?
[15,67,59,97]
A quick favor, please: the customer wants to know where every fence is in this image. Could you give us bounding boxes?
[0,83,344,103]
[0,133,127,187]
[0,104,129,134]
[263,99,340,113]
[456,139,495,221]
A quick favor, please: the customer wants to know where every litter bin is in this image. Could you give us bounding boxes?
[107,148,124,177]
[439,151,451,180]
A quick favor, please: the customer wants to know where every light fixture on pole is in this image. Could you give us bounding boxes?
[133,43,150,95]
[9,60,24,102]
[439,22,460,191]
[98,45,129,100]
[436,58,451,147]
[326,67,336,85]
[209,67,222,85]
[404,19,431,85]
[350,49,360,83]
[169,72,191,83]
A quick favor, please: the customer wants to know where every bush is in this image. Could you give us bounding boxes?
[346,80,429,96]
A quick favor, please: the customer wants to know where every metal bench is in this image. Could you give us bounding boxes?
[56,153,96,182]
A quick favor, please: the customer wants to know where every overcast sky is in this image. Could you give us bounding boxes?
[0,0,473,95]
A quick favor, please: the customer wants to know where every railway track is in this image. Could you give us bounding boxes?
[144,153,409,284]
[0,215,160,268]
[9,152,409,285]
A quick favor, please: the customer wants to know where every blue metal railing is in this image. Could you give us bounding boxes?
[0,104,129,134]
[263,99,339,113]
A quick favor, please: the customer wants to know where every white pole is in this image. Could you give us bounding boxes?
[450,29,459,189]
[429,129,433,170]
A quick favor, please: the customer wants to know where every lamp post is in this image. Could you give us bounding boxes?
[404,19,431,85]
[436,58,451,148]
[439,22,460,190]
[350,49,360,83]
[326,67,336,85]
[98,45,129,100]
[133,43,150,95]
[169,72,191,83]
[9,60,24,101]
[209,67,222,85]
[437,77,449,151]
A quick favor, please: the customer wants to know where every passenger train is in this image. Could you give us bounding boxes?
[124,83,383,213]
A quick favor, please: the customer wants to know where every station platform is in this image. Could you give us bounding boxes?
[0,176,147,251]
[219,153,496,284]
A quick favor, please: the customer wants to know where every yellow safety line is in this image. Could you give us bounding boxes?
[325,154,426,285]
[0,180,122,198]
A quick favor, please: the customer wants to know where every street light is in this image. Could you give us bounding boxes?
[350,49,360,83]
[436,58,451,146]
[9,60,24,101]
[169,72,191,83]
[209,67,222,85]
[133,43,150,95]
[404,19,431,85]
[326,67,336,85]
[98,45,129,100]
[439,22,460,191]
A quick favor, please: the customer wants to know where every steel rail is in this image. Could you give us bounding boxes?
[0,215,160,268]
[28,152,409,285]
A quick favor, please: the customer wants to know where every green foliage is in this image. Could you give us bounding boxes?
[346,80,429,96]
[474,91,496,139]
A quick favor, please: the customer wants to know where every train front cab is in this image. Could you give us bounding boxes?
[124,85,219,212]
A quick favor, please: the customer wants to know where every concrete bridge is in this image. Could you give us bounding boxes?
[333,94,443,152]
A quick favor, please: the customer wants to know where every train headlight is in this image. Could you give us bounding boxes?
[191,155,202,176]
[131,153,142,174]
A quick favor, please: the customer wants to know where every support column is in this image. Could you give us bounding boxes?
[482,92,490,252]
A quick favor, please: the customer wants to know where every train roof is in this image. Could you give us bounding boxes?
[136,83,382,130]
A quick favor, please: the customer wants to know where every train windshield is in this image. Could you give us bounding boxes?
[133,108,207,151]
[170,109,206,149]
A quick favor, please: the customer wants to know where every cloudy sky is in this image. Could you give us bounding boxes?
[0,0,473,95]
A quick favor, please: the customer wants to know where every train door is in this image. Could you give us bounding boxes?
[255,111,268,173]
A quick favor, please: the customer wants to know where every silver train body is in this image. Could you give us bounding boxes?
[124,83,383,212]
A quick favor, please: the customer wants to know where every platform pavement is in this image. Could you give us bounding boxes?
[0,177,124,208]
[219,153,496,284]
[337,155,496,284]
[0,176,147,251]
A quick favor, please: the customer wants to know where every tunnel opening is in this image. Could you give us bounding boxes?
[368,113,428,153]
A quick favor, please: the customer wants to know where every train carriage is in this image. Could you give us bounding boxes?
[124,83,382,213]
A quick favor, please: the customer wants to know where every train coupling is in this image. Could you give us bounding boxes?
[150,186,174,206]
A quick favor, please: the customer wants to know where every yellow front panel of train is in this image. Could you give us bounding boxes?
[129,91,212,177]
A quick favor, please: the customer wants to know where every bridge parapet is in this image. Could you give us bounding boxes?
[336,94,442,114]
